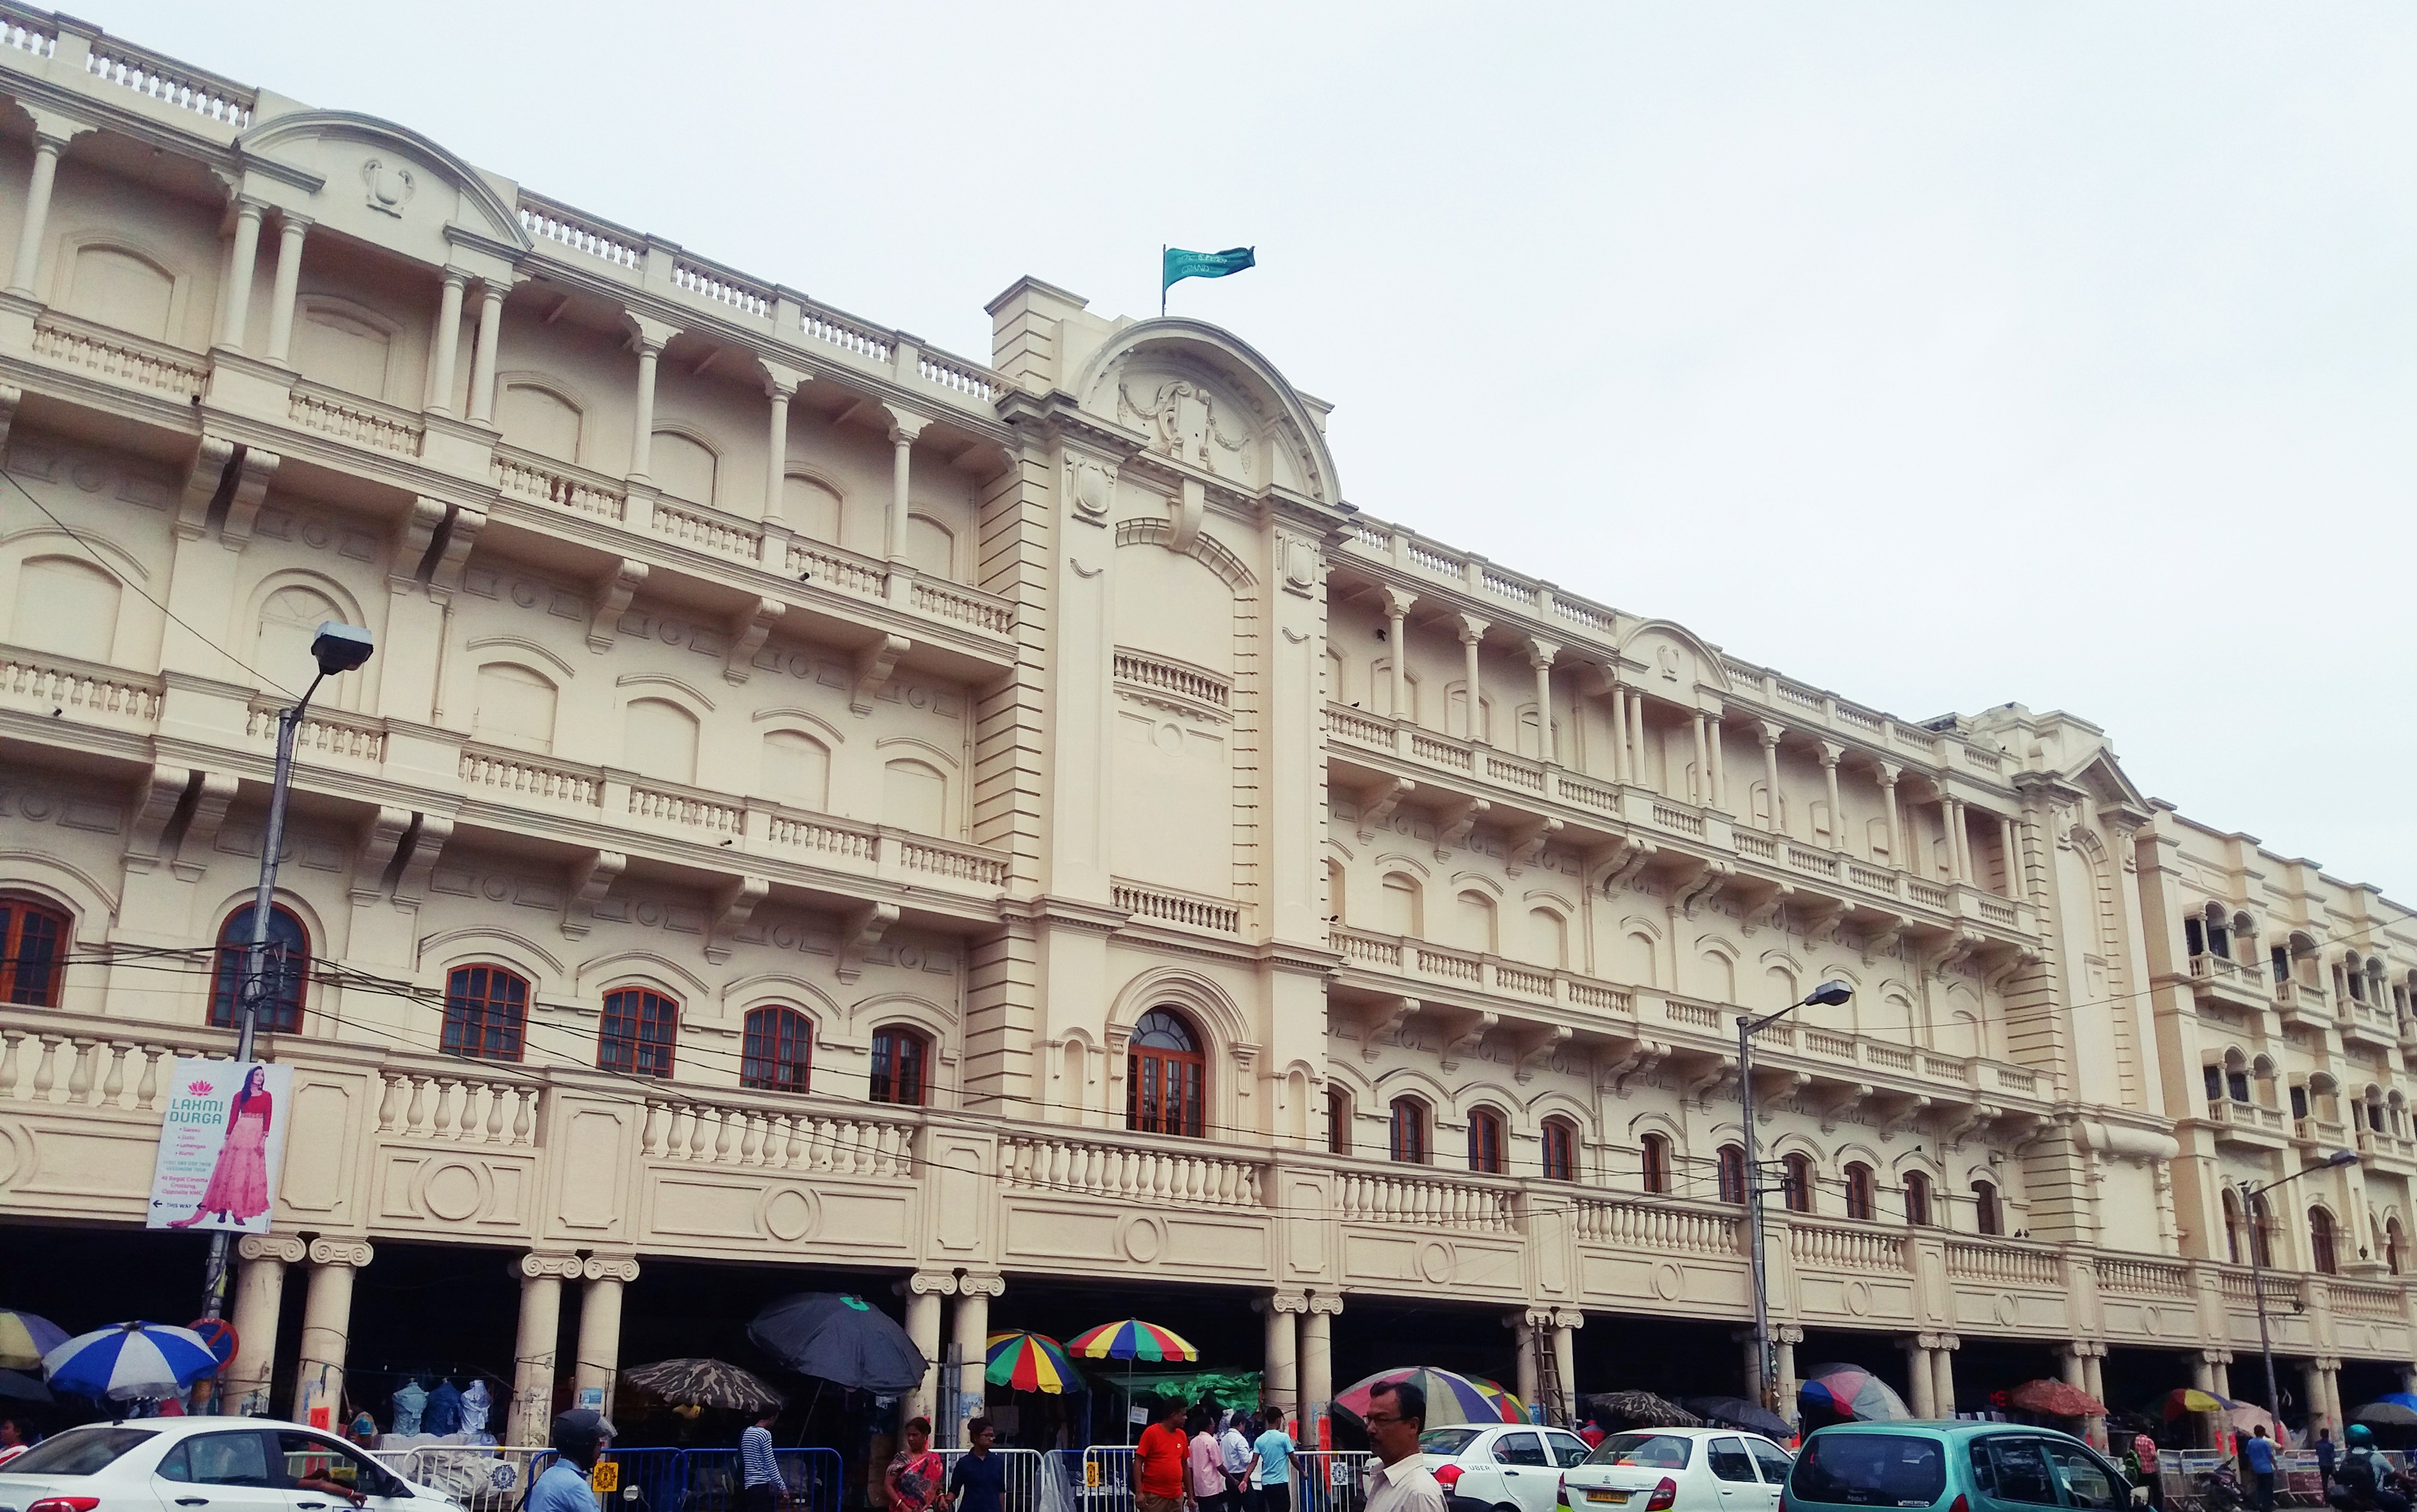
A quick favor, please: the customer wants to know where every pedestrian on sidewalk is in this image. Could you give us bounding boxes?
[532,1410,614,1512]
[2243,1424,2277,1512]
[1135,1396,1193,1512]
[1248,1414,1296,1512]
[0,1419,33,1468]
[950,1419,1007,1512]
[2317,1429,2337,1488]
[1360,1384,1444,1512]
[740,1409,782,1512]
[1219,1413,1253,1512]
[888,1418,950,1512]
[1191,1410,1229,1512]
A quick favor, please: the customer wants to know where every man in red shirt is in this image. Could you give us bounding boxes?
[1135,1395,1194,1512]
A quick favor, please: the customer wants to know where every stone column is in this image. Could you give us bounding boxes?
[468,283,506,424]
[1550,1309,1581,1426]
[887,415,929,566]
[954,1274,1003,1435]
[217,197,266,351]
[1260,1292,1304,1429]
[1629,693,1649,791]
[1879,765,1903,865]
[1709,713,1728,810]
[428,270,468,416]
[1300,1293,1341,1434]
[5,124,76,297]
[2302,1360,2329,1439]
[574,1254,639,1417]
[628,328,667,482]
[1527,638,1559,762]
[264,214,310,366]
[1903,1338,1939,1418]
[2080,1345,2106,1448]
[1776,1328,1804,1429]
[764,377,795,522]
[291,1238,372,1428]
[1608,687,1630,783]
[1820,744,1844,850]
[226,1233,304,1416]
[1458,614,1490,744]
[900,1270,955,1429]
[512,1252,580,1446]
[1383,589,1416,720]
[1998,815,2021,898]
[1692,713,1711,806]
[1759,723,1783,832]
[1933,1336,1959,1422]
[1510,1312,1540,1413]
[1741,1332,1763,1402]
[1946,800,1969,883]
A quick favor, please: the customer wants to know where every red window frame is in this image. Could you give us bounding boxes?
[869,1025,929,1106]
[0,896,70,1007]
[442,964,528,1061]
[2310,1207,2338,1275]
[1974,1179,2003,1236]
[1641,1133,1671,1194]
[1783,1153,1815,1213]
[1126,1009,1204,1137]
[1541,1118,1576,1182]
[1328,1089,1353,1156]
[209,903,310,1033]
[1717,1145,1747,1205]
[1904,1171,1931,1227]
[742,1006,814,1093]
[1468,1107,1506,1175]
[1845,1163,1877,1221]
[599,987,678,1077]
[1389,1097,1428,1164]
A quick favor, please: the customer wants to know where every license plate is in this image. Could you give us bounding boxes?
[1588,1491,1630,1504]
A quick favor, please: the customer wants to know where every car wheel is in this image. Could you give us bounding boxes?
[1494,1503,1523,1512]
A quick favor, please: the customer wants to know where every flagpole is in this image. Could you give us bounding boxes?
[1160,245,1167,317]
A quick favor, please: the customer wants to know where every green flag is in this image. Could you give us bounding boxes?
[1162,246,1256,294]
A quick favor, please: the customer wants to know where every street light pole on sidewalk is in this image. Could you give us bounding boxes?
[1742,979,1855,1417]
[2240,1149,2358,1434]
[199,622,375,1323]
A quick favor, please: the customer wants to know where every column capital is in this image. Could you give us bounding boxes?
[277,210,315,235]
[1382,586,1418,618]
[903,1270,959,1296]
[624,312,680,353]
[238,1233,307,1264]
[1877,762,1902,786]
[232,194,271,221]
[439,266,471,291]
[1307,1291,1345,1316]
[518,1250,584,1280]
[26,107,99,151]
[1550,1308,1585,1330]
[307,1237,373,1269]
[582,1254,641,1283]
[1455,612,1490,645]
[1758,720,1785,748]
[886,406,934,445]
[1819,741,1844,768]
[1525,636,1561,669]
[1775,1325,1806,1345]
[958,1271,1006,1298]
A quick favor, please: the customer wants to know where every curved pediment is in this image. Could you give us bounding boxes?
[1073,318,1339,504]
[1618,618,1732,698]
[239,110,530,263]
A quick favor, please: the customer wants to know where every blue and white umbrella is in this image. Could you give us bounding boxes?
[43,1322,221,1401]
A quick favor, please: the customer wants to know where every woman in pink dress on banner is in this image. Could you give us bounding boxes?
[170,1066,274,1228]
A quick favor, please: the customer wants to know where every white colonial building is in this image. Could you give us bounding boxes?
[1,3,2412,1454]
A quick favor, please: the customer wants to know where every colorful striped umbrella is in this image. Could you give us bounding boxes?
[2157,1387,2236,1420]
[987,1332,1079,1393]
[1066,1319,1198,1364]
[1334,1367,1529,1428]
[1799,1363,1910,1423]
[0,1311,67,1372]
[43,1321,221,1401]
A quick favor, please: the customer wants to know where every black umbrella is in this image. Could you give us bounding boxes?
[0,1369,50,1402]
[1685,1397,1791,1439]
[747,1293,927,1392]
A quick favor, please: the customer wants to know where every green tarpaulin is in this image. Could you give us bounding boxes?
[1102,1367,1265,1410]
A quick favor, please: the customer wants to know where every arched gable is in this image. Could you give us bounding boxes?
[1617,619,1732,698]
[238,110,532,254]
[1073,319,1341,504]
[1107,966,1252,1053]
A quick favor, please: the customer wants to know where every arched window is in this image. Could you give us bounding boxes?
[2387,1218,2405,1276]
[1327,1089,1352,1155]
[1640,1133,1672,1195]
[1973,1179,2002,1237]
[1782,1153,1815,1214]
[1844,1162,1877,1221]
[870,1025,930,1106]
[0,896,70,1007]
[209,904,310,1033]
[1542,1118,1577,1182]
[1468,1107,1507,1175]
[598,987,678,1077]
[1904,1171,1932,1227]
[2222,1189,2245,1265]
[1389,1097,1429,1164]
[2205,904,2231,961]
[1717,1145,1747,1205]
[741,1006,813,1092]
[2247,1193,2272,1267]
[2310,1207,2338,1275]
[441,964,527,1061]
[1126,1008,1204,1137]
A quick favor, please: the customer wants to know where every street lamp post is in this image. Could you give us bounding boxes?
[2240,1149,2358,1436]
[1742,979,1855,1418]
[199,623,375,1325]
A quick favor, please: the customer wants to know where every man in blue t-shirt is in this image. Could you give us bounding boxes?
[2242,1425,2277,1512]
[530,1411,612,1512]
[1249,1414,1297,1512]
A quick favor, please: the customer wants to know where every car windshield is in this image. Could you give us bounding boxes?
[1589,1435,1694,1469]
[1790,1433,1947,1507]
[2,1426,159,1477]
[1421,1429,1486,1456]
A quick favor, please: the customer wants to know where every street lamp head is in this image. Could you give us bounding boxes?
[310,621,375,676]
[2321,1149,2360,1169]
[1804,980,1854,1008]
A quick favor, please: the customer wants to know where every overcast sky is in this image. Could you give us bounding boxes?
[99,1,2417,894]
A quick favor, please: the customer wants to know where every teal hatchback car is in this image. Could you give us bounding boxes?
[1785,1422,2135,1512]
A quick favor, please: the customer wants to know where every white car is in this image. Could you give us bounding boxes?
[1554,1428,1793,1512]
[1418,1423,1596,1512]
[0,1416,462,1512]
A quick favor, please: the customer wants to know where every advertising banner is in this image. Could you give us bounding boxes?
[146,1057,294,1233]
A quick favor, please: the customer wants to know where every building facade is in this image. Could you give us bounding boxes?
[2,6,2414,1447]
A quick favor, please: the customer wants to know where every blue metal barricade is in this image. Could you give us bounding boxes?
[599,1446,688,1512]
[1079,1446,1138,1512]
[934,1448,1045,1512]
[1291,1452,1373,1512]
[591,1448,840,1512]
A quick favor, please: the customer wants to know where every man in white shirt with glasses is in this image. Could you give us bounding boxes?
[1361,1382,1447,1512]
